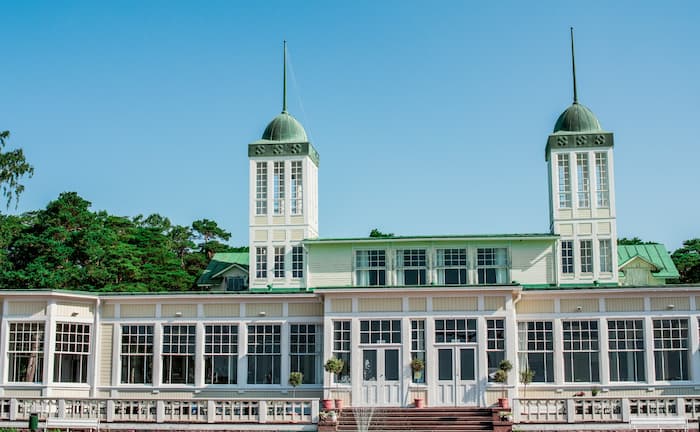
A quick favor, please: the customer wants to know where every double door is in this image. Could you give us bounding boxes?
[435,346,478,406]
[360,347,401,406]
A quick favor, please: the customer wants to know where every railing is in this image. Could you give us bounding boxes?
[0,397,318,425]
[515,396,700,424]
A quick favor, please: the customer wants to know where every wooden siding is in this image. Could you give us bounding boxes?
[484,296,506,311]
[605,297,644,312]
[245,303,282,317]
[120,304,156,318]
[408,297,427,312]
[331,299,352,313]
[560,298,599,313]
[101,303,115,318]
[203,303,240,317]
[161,304,197,318]
[7,301,46,317]
[56,302,94,317]
[288,302,323,316]
[358,298,402,312]
[650,296,689,311]
[99,324,113,387]
[308,246,352,287]
[516,299,554,314]
[510,241,555,285]
[433,297,477,312]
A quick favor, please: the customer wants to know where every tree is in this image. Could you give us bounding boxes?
[0,131,34,209]
[617,237,656,245]
[369,228,394,238]
[671,239,700,284]
[192,219,232,259]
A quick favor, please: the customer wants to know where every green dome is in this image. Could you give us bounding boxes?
[553,102,602,133]
[261,111,308,142]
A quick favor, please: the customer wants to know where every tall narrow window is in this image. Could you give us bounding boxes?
[563,320,599,382]
[487,319,505,382]
[576,153,590,208]
[355,250,386,286]
[204,325,238,384]
[273,161,285,215]
[397,249,427,285]
[599,239,612,273]
[54,323,91,383]
[608,319,645,382]
[580,240,593,273]
[332,321,351,384]
[256,162,268,215]
[436,248,467,285]
[274,246,285,278]
[121,325,153,384]
[360,320,401,344]
[434,319,477,343]
[477,248,508,284]
[595,152,609,208]
[561,240,574,274]
[247,324,281,384]
[557,154,571,208]
[411,320,426,384]
[653,319,688,381]
[518,321,554,382]
[290,324,319,384]
[162,325,196,384]
[291,161,303,215]
[8,322,45,383]
[256,247,267,279]
[292,246,303,278]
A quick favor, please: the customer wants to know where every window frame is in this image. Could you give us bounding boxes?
[292,246,304,278]
[576,152,590,208]
[8,322,45,383]
[273,246,285,279]
[255,161,268,215]
[273,161,285,215]
[290,160,303,215]
[120,324,154,385]
[256,247,268,279]
[436,248,468,285]
[54,322,91,384]
[161,324,196,385]
[332,321,351,384]
[557,153,572,209]
[561,240,574,274]
[579,240,593,274]
[204,324,238,385]
[562,320,600,383]
[653,318,689,381]
[396,249,427,286]
[247,324,282,385]
[607,319,645,382]
[476,247,509,285]
[290,324,320,384]
[595,152,609,208]
[355,250,387,286]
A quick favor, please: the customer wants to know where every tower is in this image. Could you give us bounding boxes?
[546,29,618,285]
[248,42,320,289]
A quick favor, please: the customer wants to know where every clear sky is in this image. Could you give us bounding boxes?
[1,1,698,251]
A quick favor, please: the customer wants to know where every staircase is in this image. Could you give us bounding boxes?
[334,407,510,432]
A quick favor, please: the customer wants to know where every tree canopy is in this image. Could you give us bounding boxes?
[0,131,34,209]
[0,192,238,292]
[369,228,394,238]
[671,238,700,284]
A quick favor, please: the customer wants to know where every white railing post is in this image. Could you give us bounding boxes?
[677,397,685,417]
[311,399,320,423]
[57,399,66,418]
[566,399,575,423]
[512,398,521,423]
[106,400,114,422]
[259,400,267,423]
[9,398,17,421]
[621,398,631,422]
[156,400,164,423]
[207,400,215,423]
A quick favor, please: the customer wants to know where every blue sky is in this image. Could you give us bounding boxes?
[1,1,698,250]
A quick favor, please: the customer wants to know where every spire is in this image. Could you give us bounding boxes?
[282,40,287,113]
[570,27,578,104]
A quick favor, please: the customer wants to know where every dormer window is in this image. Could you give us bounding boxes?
[436,248,467,285]
[476,248,508,284]
[397,249,427,286]
[355,250,386,286]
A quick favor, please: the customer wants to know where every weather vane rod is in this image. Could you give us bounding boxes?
[570,27,578,104]
[283,40,287,113]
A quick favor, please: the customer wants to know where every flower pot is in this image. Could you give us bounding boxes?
[334,398,344,410]
[498,397,510,409]
[414,398,425,408]
[322,399,334,410]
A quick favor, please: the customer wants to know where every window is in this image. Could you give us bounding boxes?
[595,152,609,208]
[561,240,574,274]
[162,325,196,384]
[435,319,476,343]
[599,239,612,273]
[653,319,688,381]
[274,246,285,278]
[411,320,426,384]
[518,321,554,382]
[355,250,386,286]
[332,321,351,384]
[487,319,505,382]
[247,324,281,384]
[256,162,267,215]
[204,325,238,384]
[437,248,467,285]
[580,240,593,273]
[8,322,44,383]
[273,161,285,215]
[563,320,599,382]
[292,246,303,278]
[290,324,319,384]
[576,153,590,208]
[557,154,571,208]
[397,249,427,285]
[291,161,303,215]
[54,323,91,383]
[360,320,401,344]
[608,320,645,382]
[121,325,153,384]
[256,247,267,279]
[225,276,246,291]
[477,248,508,284]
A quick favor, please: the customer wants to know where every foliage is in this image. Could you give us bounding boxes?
[0,131,34,209]
[288,371,303,387]
[0,192,238,291]
[369,228,394,238]
[520,368,535,398]
[410,358,425,372]
[671,238,700,283]
[324,357,344,374]
[617,237,656,245]
[494,359,513,399]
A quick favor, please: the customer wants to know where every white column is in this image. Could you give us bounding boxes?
[90,298,101,398]
[350,318,361,403]
[195,322,205,387]
[401,316,412,406]
[322,303,333,398]
[281,321,290,390]
[153,322,163,387]
[690,314,700,382]
[238,323,248,390]
[45,300,57,394]
[0,299,8,392]
[553,318,564,385]
[598,317,609,385]
[425,316,436,406]
[644,316,656,384]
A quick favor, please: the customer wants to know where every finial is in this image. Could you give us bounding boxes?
[570,27,578,104]
[283,40,287,113]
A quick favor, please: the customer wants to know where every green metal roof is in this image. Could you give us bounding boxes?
[260,111,308,142]
[196,252,249,286]
[553,102,602,133]
[618,244,680,279]
[305,233,558,244]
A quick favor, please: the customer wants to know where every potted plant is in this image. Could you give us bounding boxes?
[289,371,303,398]
[410,357,426,407]
[519,368,534,398]
[324,357,345,410]
[591,387,600,397]
[493,359,513,408]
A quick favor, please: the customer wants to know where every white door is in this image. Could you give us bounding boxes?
[435,347,478,406]
[360,347,401,406]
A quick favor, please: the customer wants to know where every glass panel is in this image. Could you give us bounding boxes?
[363,350,377,381]
[438,349,453,381]
[385,349,399,381]
[460,348,475,381]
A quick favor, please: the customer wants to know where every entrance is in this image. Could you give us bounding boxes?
[360,347,401,406]
[435,346,478,406]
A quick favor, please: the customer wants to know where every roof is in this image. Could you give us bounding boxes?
[618,244,680,279]
[196,252,249,286]
[305,233,558,244]
[553,102,602,133]
[260,111,308,142]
